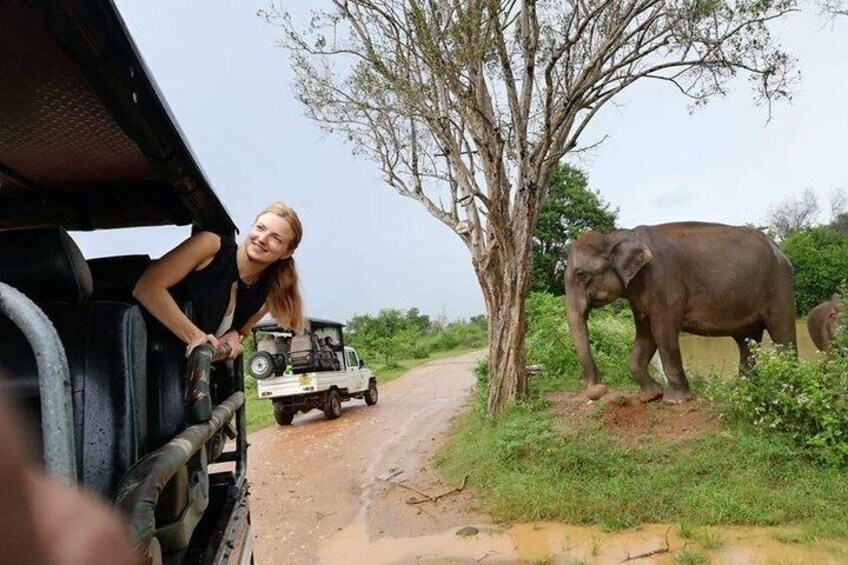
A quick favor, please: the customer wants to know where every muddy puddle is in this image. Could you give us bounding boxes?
[680,321,818,379]
[321,520,848,564]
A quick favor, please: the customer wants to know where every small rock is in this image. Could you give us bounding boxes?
[456,526,479,538]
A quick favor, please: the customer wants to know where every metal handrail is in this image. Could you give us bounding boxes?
[0,281,76,483]
[185,342,231,423]
[115,391,245,560]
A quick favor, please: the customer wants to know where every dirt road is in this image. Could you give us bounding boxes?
[249,351,848,564]
[249,350,493,565]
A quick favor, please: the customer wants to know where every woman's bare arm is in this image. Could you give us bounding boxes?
[238,304,269,337]
[133,231,221,347]
[218,304,270,360]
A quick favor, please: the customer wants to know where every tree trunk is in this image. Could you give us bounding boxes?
[476,241,533,418]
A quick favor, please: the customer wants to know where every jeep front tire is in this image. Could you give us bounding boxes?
[364,380,378,406]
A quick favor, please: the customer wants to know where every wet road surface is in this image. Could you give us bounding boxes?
[249,350,848,564]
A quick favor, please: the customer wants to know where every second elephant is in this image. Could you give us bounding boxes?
[807,294,842,352]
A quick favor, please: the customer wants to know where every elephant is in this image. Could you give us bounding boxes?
[807,294,842,352]
[565,222,797,403]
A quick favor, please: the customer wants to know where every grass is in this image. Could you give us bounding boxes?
[674,550,706,565]
[696,529,724,550]
[436,393,848,537]
[243,346,484,433]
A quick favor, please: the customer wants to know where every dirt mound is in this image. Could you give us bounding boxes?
[547,391,720,447]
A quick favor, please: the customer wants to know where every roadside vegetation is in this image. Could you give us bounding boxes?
[438,292,848,541]
[767,187,848,315]
[242,308,486,433]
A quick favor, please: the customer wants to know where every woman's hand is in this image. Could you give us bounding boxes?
[185,332,221,358]
[218,331,244,360]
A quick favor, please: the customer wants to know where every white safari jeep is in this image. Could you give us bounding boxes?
[246,318,377,425]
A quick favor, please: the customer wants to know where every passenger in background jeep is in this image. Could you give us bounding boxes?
[133,202,306,359]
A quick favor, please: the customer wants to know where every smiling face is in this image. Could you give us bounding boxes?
[245,212,297,264]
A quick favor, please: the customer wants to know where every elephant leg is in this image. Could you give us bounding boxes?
[653,326,693,404]
[734,329,763,375]
[765,312,797,355]
[630,320,663,403]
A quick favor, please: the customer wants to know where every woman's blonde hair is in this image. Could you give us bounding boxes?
[257,202,305,332]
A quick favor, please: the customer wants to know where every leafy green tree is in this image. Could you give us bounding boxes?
[780,227,848,315]
[829,213,848,236]
[405,307,432,333]
[531,165,617,295]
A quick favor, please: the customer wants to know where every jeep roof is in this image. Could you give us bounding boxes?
[0,0,235,235]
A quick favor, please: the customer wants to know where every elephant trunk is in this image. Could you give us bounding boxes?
[566,290,601,386]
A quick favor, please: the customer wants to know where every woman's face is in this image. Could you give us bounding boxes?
[245,212,297,263]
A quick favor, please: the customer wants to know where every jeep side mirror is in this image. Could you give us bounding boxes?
[359,359,365,368]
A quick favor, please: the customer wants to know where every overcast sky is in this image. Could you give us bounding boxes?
[74,2,848,323]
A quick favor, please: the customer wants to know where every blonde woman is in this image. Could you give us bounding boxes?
[134,202,305,359]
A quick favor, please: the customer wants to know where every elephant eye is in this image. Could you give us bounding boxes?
[575,269,590,283]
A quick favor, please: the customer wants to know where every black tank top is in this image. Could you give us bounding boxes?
[176,236,268,335]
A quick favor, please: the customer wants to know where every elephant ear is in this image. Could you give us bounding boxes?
[831,294,842,314]
[609,232,653,287]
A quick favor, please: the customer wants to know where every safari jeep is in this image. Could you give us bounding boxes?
[247,318,378,425]
[0,2,252,563]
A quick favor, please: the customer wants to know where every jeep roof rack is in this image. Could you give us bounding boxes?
[252,317,345,334]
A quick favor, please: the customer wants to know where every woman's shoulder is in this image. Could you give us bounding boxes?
[190,231,223,247]
[185,231,225,270]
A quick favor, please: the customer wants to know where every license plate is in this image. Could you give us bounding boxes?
[299,375,311,387]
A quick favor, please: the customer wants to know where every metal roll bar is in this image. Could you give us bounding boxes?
[185,342,231,423]
[115,342,241,561]
[0,281,76,483]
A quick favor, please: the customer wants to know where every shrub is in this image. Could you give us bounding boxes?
[411,342,432,359]
[525,292,635,392]
[712,343,848,466]
[475,357,489,388]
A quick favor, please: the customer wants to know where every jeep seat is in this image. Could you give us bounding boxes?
[0,229,147,498]
[289,333,315,373]
[87,254,194,451]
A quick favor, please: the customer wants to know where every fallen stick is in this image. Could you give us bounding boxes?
[475,550,496,562]
[406,474,470,505]
[384,469,403,481]
[621,526,672,562]
[391,481,436,502]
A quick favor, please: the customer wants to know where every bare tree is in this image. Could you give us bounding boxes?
[265,0,798,416]
[829,187,848,220]
[767,187,820,240]
[821,0,848,16]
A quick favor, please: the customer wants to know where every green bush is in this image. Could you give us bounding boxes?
[411,342,432,359]
[781,227,848,315]
[525,292,635,392]
[711,344,848,466]
[475,357,489,388]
